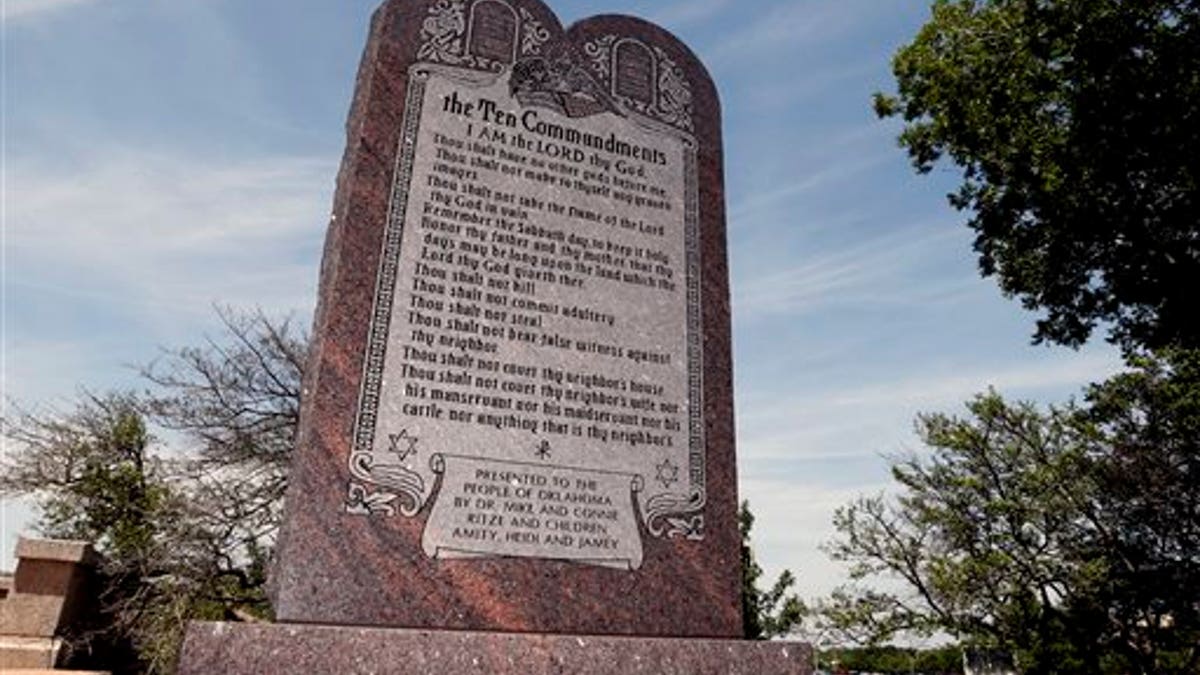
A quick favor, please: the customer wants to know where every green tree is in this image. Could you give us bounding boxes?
[875,0,1200,352]
[740,500,805,639]
[1,394,213,672]
[0,308,306,673]
[1077,349,1200,672]
[815,353,1200,673]
[816,393,1103,672]
[827,644,963,674]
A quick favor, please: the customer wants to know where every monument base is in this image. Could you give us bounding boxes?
[179,622,811,674]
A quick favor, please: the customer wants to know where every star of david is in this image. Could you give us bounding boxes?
[388,429,419,461]
[655,458,679,488]
[534,440,552,460]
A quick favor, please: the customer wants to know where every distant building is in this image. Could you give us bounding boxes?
[0,537,106,673]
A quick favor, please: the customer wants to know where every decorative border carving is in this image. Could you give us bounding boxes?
[346,70,432,517]
[643,140,705,539]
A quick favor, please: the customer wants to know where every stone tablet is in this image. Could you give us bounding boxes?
[273,0,737,637]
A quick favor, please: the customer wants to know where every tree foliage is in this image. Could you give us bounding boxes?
[1078,349,1200,673]
[875,0,1200,351]
[865,2,1200,670]
[4,312,812,668]
[140,306,305,571]
[815,352,1200,674]
[825,644,963,674]
[0,308,306,673]
[2,394,209,671]
[740,500,806,639]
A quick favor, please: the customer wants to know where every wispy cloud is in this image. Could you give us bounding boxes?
[740,477,888,599]
[2,0,98,20]
[733,223,962,317]
[736,346,1123,599]
[708,0,863,64]
[4,144,333,408]
[727,119,900,225]
[729,152,891,223]
[737,348,1124,462]
[741,59,880,111]
[802,351,1120,412]
[7,146,332,314]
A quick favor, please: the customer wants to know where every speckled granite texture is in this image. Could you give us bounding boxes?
[179,623,812,675]
[270,0,742,638]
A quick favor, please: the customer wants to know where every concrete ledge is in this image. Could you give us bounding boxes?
[0,635,61,669]
[14,538,99,566]
[179,622,812,674]
[1,671,109,674]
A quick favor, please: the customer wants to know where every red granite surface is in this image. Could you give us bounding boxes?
[179,622,811,675]
[270,0,740,637]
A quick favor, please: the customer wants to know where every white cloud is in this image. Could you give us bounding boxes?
[2,0,98,20]
[737,348,1124,462]
[6,146,332,315]
[730,152,892,223]
[737,347,1123,599]
[0,497,35,572]
[733,223,962,317]
[740,477,887,600]
[3,144,333,411]
[709,0,863,64]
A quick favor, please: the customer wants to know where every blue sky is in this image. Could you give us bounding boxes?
[2,0,1122,603]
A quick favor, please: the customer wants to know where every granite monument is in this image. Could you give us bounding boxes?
[180,0,809,670]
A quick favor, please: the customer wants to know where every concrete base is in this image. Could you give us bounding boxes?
[179,622,811,674]
[0,635,61,669]
[2,671,108,675]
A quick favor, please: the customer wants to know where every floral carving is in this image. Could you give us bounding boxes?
[518,7,550,56]
[583,34,618,78]
[417,0,468,65]
[653,46,694,131]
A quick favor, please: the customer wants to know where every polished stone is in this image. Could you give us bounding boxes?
[271,0,740,638]
[180,622,811,675]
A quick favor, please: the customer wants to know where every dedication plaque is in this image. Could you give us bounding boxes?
[345,66,703,570]
[272,0,739,637]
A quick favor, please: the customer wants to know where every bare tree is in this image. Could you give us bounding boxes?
[0,307,307,673]
[139,306,306,559]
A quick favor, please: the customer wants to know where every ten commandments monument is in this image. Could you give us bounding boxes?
[180,0,808,671]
